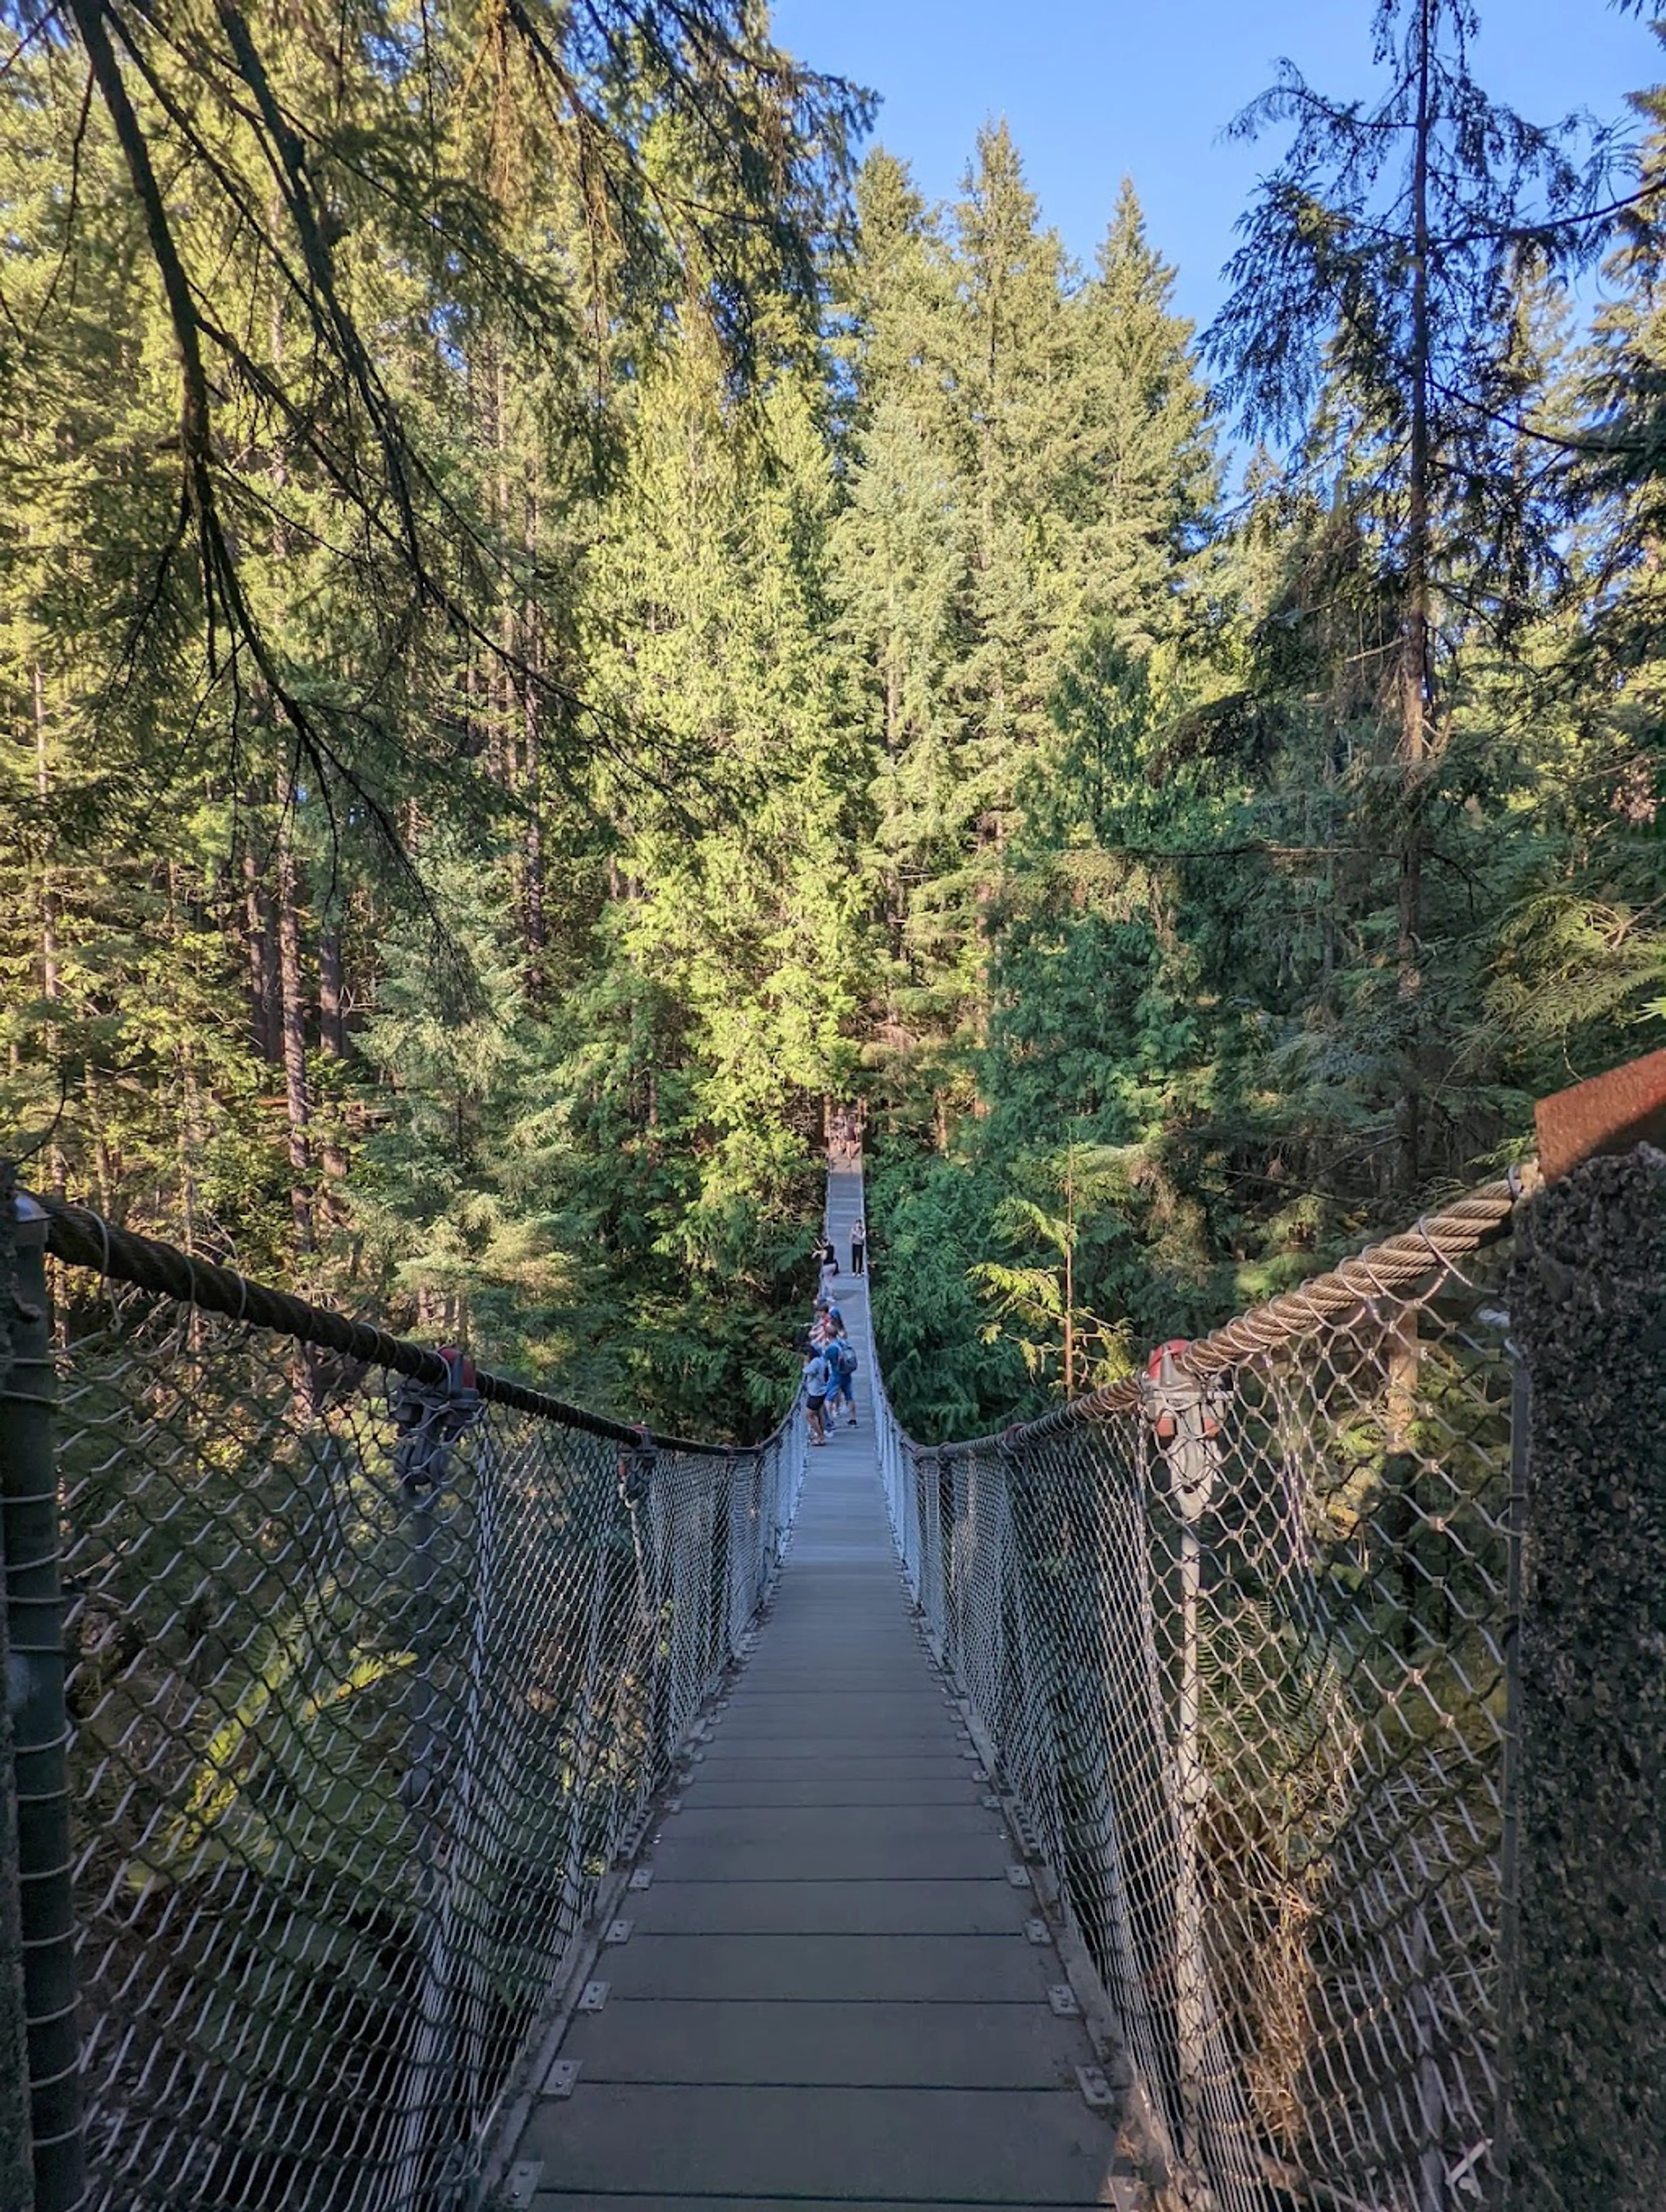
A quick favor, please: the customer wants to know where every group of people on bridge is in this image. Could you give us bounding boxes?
[801,1222,865,1444]
[826,1103,863,1164]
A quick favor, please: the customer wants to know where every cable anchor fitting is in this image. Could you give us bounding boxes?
[618,1423,655,1507]
[391,1345,483,1496]
[1139,1339,1231,1523]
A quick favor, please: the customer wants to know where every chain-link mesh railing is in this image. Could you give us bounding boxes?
[872,1178,1526,2212]
[3,1190,802,2212]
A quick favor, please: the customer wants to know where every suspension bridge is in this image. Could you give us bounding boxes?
[0,1091,1661,2212]
[495,1161,1138,2210]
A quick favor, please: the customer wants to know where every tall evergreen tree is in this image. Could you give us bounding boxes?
[830,152,969,1086]
[948,122,1083,828]
[836,128,1096,1119]
[1210,0,1611,1196]
[1071,181,1219,654]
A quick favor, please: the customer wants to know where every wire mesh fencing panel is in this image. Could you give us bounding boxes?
[27,1214,799,2212]
[876,1192,1520,2212]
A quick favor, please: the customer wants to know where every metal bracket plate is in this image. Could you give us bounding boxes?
[543,2057,581,2099]
[603,1918,633,1945]
[1048,1983,1081,2017]
[629,1866,654,1891]
[1076,2064,1116,2111]
[577,1979,609,2013]
[503,2161,543,2206]
[1024,1916,1049,1946]
[1005,1863,1032,1889]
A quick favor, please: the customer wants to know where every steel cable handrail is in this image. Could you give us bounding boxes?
[862,1158,1532,2212]
[5,1178,807,2212]
[35,1191,797,1457]
[967,1168,1533,1446]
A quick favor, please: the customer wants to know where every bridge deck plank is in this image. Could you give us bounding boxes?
[518,1163,1132,2208]
[620,1877,1026,1937]
[521,2084,1113,2200]
[587,1932,1057,2006]
[557,1996,1083,2087]
[688,1776,985,1805]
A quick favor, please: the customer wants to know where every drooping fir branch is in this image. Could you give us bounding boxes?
[46,0,872,858]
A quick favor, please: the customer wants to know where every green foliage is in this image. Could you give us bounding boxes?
[0,0,870,1437]
[4,1,1664,1457]
[853,26,1663,1443]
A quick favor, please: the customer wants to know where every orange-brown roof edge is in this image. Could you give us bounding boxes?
[1534,1046,1666,1183]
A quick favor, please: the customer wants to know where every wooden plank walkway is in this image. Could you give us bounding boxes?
[512,1163,1132,2209]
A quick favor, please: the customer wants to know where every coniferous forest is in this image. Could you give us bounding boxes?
[4,0,1663,1442]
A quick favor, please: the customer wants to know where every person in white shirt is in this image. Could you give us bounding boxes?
[826,1328,858,1426]
[802,1345,831,1444]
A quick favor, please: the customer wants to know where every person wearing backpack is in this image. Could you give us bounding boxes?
[826,1328,859,1427]
[803,1342,833,1445]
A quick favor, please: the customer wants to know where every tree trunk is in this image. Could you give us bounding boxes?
[164,864,203,1251]
[524,698,548,992]
[522,469,548,998]
[489,342,514,788]
[35,668,58,1008]
[275,779,315,1252]
[319,922,346,1059]
[243,837,281,1062]
[176,1041,201,1255]
[1396,0,1435,1202]
[84,1066,113,1216]
[34,665,67,1194]
[318,913,351,1227]
[1063,1145,1076,1398]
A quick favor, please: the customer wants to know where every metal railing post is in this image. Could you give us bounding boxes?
[388,1350,482,2211]
[0,1519,30,2212]
[1503,1145,1666,2210]
[920,1448,945,1652]
[1490,1334,1529,2212]
[0,1190,84,2212]
[724,1449,751,1659]
[0,1178,35,2212]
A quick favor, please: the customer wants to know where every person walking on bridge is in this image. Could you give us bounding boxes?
[803,1342,832,1446]
[826,1325,859,1427]
[850,1217,866,1275]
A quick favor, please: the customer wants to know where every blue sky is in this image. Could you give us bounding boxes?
[771,0,1661,343]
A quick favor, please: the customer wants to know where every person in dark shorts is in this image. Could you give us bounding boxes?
[850,1218,866,1274]
[826,1326,858,1426]
[803,1343,831,1444]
